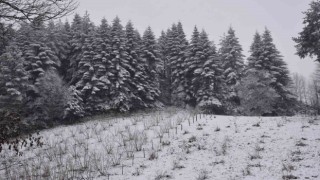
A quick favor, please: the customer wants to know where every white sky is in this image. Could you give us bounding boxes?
[68,0,317,80]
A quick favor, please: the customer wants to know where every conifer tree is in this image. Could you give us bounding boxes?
[86,18,112,112]
[141,26,161,106]
[109,17,134,112]
[261,29,295,114]
[75,33,96,113]
[185,26,201,106]
[246,32,264,72]
[45,20,71,78]
[157,30,171,104]
[219,27,244,106]
[0,45,30,112]
[68,13,95,84]
[171,22,189,105]
[124,21,149,108]
[195,30,224,113]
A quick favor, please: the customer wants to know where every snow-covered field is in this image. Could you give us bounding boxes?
[1,108,319,180]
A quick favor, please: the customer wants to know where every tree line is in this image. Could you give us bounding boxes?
[0,12,297,131]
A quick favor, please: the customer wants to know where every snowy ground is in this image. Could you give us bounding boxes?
[1,108,320,180]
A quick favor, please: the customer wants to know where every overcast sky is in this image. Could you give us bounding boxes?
[68,0,316,80]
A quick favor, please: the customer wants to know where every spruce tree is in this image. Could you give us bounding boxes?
[195,30,224,113]
[124,21,149,108]
[157,30,171,104]
[246,32,264,72]
[185,26,201,106]
[68,13,95,84]
[0,45,30,112]
[45,20,71,79]
[109,17,134,112]
[219,27,244,106]
[171,22,189,105]
[141,26,161,106]
[261,29,295,114]
[75,32,96,113]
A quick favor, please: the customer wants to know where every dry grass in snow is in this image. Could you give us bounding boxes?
[1,108,320,180]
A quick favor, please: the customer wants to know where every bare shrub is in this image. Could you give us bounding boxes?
[196,169,210,180]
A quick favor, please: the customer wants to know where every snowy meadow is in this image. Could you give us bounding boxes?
[1,108,319,180]
[2,1,320,180]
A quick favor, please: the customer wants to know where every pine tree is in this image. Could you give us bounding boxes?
[219,27,244,106]
[195,30,224,113]
[0,23,15,56]
[157,30,171,104]
[124,21,149,108]
[45,20,71,79]
[171,22,189,105]
[140,26,161,107]
[64,85,85,120]
[246,32,264,72]
[261,28,295,114]
[109,17,134,112]
[0,45,30,112]
[185,26,201,106]
[293,0,320,62]
[75,32,96,113]
[23,42,60,86]
[68,13,95,84]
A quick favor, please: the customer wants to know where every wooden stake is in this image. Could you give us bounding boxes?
[152,140,154,150]
[175,127,177,134]
[132,155,134,166]
[122,164,124,175]
[143,148,145,158]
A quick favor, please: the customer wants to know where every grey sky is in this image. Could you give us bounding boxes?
[69,0,317,80]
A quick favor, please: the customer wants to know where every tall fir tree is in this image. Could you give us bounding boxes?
[124,21,149,108]
[45,20,71,78]
[185,26,201,106]
[141,26,161,107]
[171,22,189,105]
[74,32,96,113]
[68,13,95,84]
[195,30,224,113]
[157,30,171,104]
[246,32,264,72]
[109,17,134,112]
[261,28,295,114]
[0,45,30,112]
[219,27,244,107]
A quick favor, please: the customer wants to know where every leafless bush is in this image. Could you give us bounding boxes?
[196,169,210,180]
[242,165,251,176]
[92,152,110,176]
[188,136,197,143]
[102,140,114,155]
[221,136,230,155]
[132,130,147,151]
[110,147,122,166]
[282,162,297,180]
[252,121,260,127]
[249,151,262,160]
[149,151,158,160]
[154,170,172,180]
[162,140,171,146]
[132,167,142,176]
[295,140,307,147]
[172,159,185,170]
